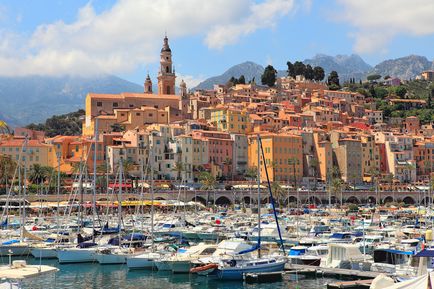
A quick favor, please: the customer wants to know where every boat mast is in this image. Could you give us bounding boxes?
[150,146,155,252]
[257,134,261,259]
[118,157,123,247]
[21,137,28,243]
[92,118,98,241]
[56,153,61,237]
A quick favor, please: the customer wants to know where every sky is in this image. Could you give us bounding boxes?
[0,0,433,87]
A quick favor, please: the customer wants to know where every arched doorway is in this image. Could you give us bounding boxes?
[215,196,231,206]
[346,196,360,204]
[403,196,415,205]
[192,196,206,205]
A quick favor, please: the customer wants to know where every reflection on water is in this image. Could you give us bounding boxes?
[16,258,332,289]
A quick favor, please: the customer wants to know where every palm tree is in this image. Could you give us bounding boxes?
[199,171,216,206]
[271,182,285,207]
[172,161,185,183]
[222,157,233,180]
[270,160,279,182]
[331,178,343,206]
[0,155,16,193]
[29,164,51,185]
[244,167,257,208]
[327,166,341,206]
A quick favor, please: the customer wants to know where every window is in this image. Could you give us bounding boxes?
[149,113,153,117]
[97,102,102,107]
[113,102,118,107]
[166,66,169,73]
[166,86,171,94]
[136,113,140,116]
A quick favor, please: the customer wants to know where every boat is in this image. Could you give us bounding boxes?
[127,251,162,269]
[165,243,217,273]
[215,257,287,280]
[213,135,288,280]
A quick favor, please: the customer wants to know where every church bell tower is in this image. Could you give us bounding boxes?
[157,35,176,95]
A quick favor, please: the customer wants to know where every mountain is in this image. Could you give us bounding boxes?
[370,55,433,80]
[303,54,372,81]
[0,74,143,127]
[194,61,264,90]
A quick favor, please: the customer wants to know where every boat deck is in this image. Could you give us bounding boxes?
[0,264,59,279]
[326,279,373,288]
[285,264,382,279]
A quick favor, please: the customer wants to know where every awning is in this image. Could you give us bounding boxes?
[108,183,133,188]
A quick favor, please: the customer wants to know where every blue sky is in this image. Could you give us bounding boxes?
[0,0,433,87]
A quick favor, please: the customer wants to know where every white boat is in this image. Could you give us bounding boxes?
[166,243,217,273]
[57,246,98,264]
[216,256,287,280]
[0,242,30,256]
[127,251,162,269]
[30,245,57,259]
[95,246,134,265]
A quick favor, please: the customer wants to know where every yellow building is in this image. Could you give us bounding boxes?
[210,108,252,134]
[248,133,303,182]
[360,134,380,180]
[0,137,56,169]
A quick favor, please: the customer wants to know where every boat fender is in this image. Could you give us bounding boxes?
[229,260,236,267]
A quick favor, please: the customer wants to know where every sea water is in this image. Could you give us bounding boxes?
[12,258,334,289]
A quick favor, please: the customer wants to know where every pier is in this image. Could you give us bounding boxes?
[285,264,382,279]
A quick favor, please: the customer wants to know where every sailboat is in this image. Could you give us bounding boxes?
[0,138,31,256]
[212,135,287,280]
[95,157,134,265]
[127,159,160,269]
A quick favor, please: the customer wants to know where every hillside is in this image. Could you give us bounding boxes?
[0,74,143,127]
[370,55,433,80]
[26,109,85,137]
[303,54,372,81]
[194,61,264,90]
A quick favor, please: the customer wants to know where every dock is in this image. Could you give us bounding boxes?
[285,264,382,279]
[326,279,373,289]
[0,262,59,279]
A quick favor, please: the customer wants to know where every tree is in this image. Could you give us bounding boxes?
[0,155,16,192]
[238,75,246,85]
[110,123,125,133]
[172,161,185,182]
[244,167,257,181]
[367,74,382,81]
[199,171,216,190]
[304,64,314,80]
[394,86,407,98]
[374,87,388,99]
[29,164,51,184]
[286,61,295,78]
[327,71,340,90]
[222,157,233,180]
[271,182,285,207]
[313,66,325,82]
[293,61,306,77]
[261,65,277,87]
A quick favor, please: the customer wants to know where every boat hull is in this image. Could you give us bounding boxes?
[0,244,30,256]
[155,260,171,271]
[57,248,97,264]
[96,253,127,265]
[31,248,58,259]
[217,260,286,280]
[171,260,192,273]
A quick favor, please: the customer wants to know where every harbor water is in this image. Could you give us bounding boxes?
[7,258,334,289]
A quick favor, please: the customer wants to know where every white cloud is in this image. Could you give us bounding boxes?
[336,0,434,54]
[205,0,295,49]
[0,0,297,77]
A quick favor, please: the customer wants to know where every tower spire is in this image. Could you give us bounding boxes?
[158,34,176,95]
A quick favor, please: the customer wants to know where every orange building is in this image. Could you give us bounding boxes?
[248,133,303,182]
